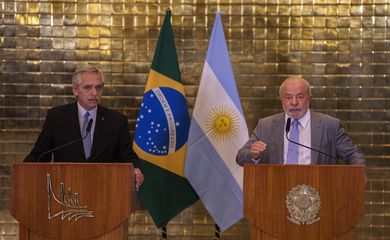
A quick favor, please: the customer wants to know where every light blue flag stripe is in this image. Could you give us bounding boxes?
[186,120,244,230]
[206,12,244,115]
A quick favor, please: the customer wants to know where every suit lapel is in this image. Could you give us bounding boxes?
[90,106,106,159]
[310,111,322,164]
[272,113,285,164]
[69,102,86,160]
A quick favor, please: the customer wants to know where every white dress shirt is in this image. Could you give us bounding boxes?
[283,110,312,164]
[77,102,97,143]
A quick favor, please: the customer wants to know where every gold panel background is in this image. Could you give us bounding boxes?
[0,0,389,239]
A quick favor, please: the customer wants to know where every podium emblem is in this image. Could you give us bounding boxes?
[285,184,321,225]
[47,174,94,221]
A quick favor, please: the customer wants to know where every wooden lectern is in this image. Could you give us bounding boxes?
[244,164,366,240]
[11,163,135,240]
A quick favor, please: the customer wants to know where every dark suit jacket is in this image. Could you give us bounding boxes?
[25,102,139,167]
[236,111,365,166]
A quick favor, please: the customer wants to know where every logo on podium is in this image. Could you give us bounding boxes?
[47,174,94,221]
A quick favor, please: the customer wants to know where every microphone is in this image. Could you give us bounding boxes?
[286,117,292,133]
[285,118,339,164]
[38,119,93,161]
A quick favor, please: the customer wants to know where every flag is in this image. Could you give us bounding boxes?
[133,9,199,228]
[184,12,249,231]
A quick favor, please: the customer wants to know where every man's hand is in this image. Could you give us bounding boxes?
[250,141,267,160]
[134,168,144,191]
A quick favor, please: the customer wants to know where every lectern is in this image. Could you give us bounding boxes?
[244,164,365,240]
[11,163,135,240]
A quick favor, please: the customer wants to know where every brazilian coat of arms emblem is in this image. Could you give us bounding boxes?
[285,184,321,225]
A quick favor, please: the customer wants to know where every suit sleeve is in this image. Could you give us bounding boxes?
[236,120,262,166]
[335,121,365,166]
[117,114,141,168]
[24,110,54,162]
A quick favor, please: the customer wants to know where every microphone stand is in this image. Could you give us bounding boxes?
[38,119,93,161]
[285,118,340,164]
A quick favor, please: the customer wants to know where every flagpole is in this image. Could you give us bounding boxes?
[162,224,167,239]
[214,224,220,240]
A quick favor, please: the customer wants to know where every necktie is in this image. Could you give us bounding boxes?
[286,119,299,164]
[82,112,92,159]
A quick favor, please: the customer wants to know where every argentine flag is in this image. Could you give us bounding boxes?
[185,12,249,231]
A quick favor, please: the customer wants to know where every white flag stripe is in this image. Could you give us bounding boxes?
[192,62,247,189]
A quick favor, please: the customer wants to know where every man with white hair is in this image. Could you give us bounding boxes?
[25,66,144,190]
[236,76,365,166]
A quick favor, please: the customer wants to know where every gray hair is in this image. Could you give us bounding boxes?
[279,76,312,96]
[72,66,105,86]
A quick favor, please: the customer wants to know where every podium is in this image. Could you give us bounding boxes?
[11,163,135,240]
[244,164,366,240]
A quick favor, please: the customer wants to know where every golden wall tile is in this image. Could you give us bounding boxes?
[268,5,278,16]
[99,26,111,37]
[279,5,290,16]
[363,5,374,15]
[374,4,387,15]
[302,5,313,16]
[3,2,15,12]
[39,3,51,14]
[254,5,266,15]
[89,3,101,14]
[111,16,123,27]
[64,14,77,25]
[314,16,326,27]
[64,26,76,38]
[75,26,88,37]
[326,17,337,28]
[27,3,40,14]
[338,5,351,16]
[77,3,88,14]
[134,3,147,14]
[111,3,123,14]
[76,38,89,49]
[64,3,76,13]
[53,15,64,26]
[99,38,111,50]
[16,2,27,13]
[88,26,100,38]
[374,16,386,27]
[53,3,64,14]
[88,38,99,49]
[90,15,100,25]
[75,15,88,26]
[135,15,147,27]
[338,28,350,39]
[97,3,112,15]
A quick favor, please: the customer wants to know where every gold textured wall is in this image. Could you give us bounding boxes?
[0,0,389,239]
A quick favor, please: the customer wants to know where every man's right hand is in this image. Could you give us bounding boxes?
[250,141,267,160]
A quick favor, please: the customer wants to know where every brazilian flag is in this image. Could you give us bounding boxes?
[133,9,199,228]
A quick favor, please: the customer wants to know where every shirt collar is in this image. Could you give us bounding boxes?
[284,109,311,128]
[298,110,310,128]
[77,102,97,118]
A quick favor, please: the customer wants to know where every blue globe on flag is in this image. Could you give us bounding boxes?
[134,87,189,156]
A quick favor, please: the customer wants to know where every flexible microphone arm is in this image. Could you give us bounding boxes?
[285,118,339,164]
[38,119,93,161]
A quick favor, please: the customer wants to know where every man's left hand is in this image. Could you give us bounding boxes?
[134,168,144,191]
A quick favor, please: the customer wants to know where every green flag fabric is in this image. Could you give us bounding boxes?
[133,9,199,228]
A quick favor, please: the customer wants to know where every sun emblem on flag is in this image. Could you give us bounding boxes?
[206,106,240,142]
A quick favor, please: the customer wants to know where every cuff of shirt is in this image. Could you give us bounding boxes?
[251,157,261,164]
